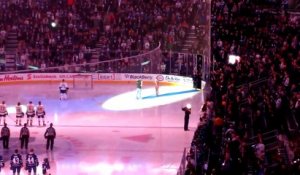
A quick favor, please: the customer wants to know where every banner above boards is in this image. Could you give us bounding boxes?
[0,73,196,87]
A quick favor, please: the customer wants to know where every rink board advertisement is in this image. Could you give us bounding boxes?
[0,73,194,87]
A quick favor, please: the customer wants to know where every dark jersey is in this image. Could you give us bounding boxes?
[10,154,22,168]
[26,154,38,167]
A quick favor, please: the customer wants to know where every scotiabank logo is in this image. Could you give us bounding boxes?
[156,75,164,81]
[27,73,32,80]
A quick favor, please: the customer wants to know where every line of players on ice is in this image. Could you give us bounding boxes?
[0,149,50,175]
[0,101,47,127]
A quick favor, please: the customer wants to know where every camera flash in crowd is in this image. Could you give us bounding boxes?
[186,104,192,109]
[51,22,57,28]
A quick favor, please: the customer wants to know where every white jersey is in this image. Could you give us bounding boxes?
[27,104,35,115]
[59,82,68,91]
[36,105,45,116]
[16,105,24,117]
[0,104,7,116]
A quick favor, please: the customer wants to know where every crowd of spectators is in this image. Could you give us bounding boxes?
[186,0,300,175]
[0,0,205,72]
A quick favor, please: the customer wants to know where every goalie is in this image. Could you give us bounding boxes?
[59,79,69,100]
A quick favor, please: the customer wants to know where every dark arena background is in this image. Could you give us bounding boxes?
[0,0,299,175]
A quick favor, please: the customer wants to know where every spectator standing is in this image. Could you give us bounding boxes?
[44,123,56,151]
[20,123,30,150]
[1,123,10,149]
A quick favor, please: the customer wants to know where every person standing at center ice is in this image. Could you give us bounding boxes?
[136,79,143,99]
[59,79,69,100]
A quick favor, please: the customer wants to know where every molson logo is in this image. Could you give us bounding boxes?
[124,74,153,80]
[156,75,164,81]
[0,75,24,81]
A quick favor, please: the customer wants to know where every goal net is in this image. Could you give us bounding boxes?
[73,74,93,89]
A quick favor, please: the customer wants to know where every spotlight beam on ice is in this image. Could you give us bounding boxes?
[102,86,199,111]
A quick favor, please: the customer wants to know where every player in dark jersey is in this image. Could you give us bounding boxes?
[0,155,4,172]
[25,149,39,175]
[10,149,23,175]
[42,158,50,175]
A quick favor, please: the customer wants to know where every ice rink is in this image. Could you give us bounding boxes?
[0,82,204,175]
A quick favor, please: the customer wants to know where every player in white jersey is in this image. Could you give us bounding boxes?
[36,101,46,126]
[59,79,69,100]
[0,101,8,125]
[26,101,35,126]
[16,102,24,126]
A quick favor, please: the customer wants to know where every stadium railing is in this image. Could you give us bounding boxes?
[1,43,207,79]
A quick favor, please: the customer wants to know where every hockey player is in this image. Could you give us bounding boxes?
[36,101,46,126]
[25,149,39,175]
[42,158,50,175]
[59,79,69,100]
[16,102,24,126]
[10,149,23,175]
[0,101,8,125]
[0,155,4,172]
[26,101,35,126]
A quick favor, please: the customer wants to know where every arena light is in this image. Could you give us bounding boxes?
[28,65,39,70]
[51,22,57,28]
[102,86,199,111]
[228,54,240,64]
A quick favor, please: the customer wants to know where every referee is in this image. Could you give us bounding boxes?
[44,123,56,151]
